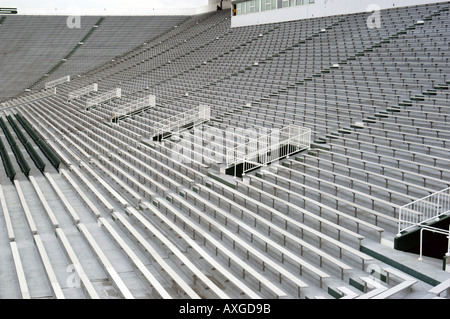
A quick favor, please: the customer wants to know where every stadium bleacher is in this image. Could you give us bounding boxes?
[0,1,449,300]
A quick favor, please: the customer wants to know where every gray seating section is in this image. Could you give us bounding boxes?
[0,15,190,103]
[0,16,99,102]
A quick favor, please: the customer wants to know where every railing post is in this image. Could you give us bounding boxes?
[437,192,441,216]
[419,227,424,261]
[447,224,450,256]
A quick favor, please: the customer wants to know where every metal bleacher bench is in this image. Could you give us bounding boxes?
[188,183,353,280]
[0,185,15,241]
[175,187,332,288]
[287,157,417,204]
[163,186,314,295]
[108,151,170,197]
[70,164,118,212]
[33,234,66,299]
[60,168,102,218]
[254,170,387,241]
[55,227,100,299]
[126,202,261,299]
[144,199,291,299]
[44,172,81,224]
[372,280,417,299]
[356,276,388,299]
[114,209,203,299]
[228,178,374,270]
[336,286,359,299]
[92,156,143,204]
[100,153,160,201]
[301,150,442,197]
[141,142,208,182]
[97,216,172,299]
[76,223,134,299]
[29,175,60,229]
[14,180,38,235]
[10,241,31,299]
[428,277,450,298]
[19,106,77,166]
[327,143,449,189]
[371,267,417,299]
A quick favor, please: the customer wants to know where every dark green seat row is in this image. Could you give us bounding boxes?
[7,115,46,173]
[37,138,60,170]
[1,116,31,177]
[7,115,29,145]
[0,136,16,181]
[0,135,4,150]
[0,148,16,181]
[15,113,60,170]
[11,142,31,177]
[0,117,16,146]
[14,113,41,142]
[24,141,46,172]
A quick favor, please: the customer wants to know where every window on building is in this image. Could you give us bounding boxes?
[261,0,276,11]
[236,2,243,15]
[236,0,314,15]
[247,0,258,13]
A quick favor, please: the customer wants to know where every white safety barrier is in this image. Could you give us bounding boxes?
[397,187,450,262]
[111,94,156,123]
[45,75,70,90]
[153,105,210,140]
[398,187,450,234]
[226,125,311,177]
[85,88,121,110]
[68,83,98,101]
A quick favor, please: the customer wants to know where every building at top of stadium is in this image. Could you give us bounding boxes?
[230,0,450,27]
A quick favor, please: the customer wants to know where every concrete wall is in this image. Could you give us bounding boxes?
[17,2,219,16]
[231,0,449,27]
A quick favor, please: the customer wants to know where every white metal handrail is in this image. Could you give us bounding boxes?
[0,88,56,109]
[418,225,450,262]
[226,125,311,176]
[153,105,210,139]
[111,94,156,123]
[85,88,121,109]
[68,83,98,101]
[398,187,450,235]
[45,75,70,90]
